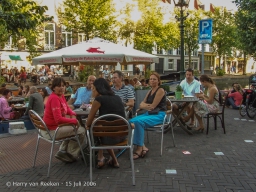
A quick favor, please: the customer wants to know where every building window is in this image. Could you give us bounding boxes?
[62,26,72,47]
[192,60,198,70]
[167,49,173,55]
[209,46,213,52]
[78,33,86,43]
[185,59,198,70]
[44,23,55,51]
[168,59,174,69]
[176,48,181,55]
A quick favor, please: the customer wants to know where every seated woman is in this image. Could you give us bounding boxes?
[39,87,50,105]
[129,72,166,160]
[191,75,219,132]
[43,77,86,163]
[31,69,38,84]
[86,78,126,168]
[0,89,16,120]
[227,84,243,109]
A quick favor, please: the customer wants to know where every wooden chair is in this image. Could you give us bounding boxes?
[206,96,226,135]
[87,114,135,185]
[136,97,175,156]
[29,110,86,177]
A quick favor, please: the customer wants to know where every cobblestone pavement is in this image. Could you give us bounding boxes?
[0,108,256,192]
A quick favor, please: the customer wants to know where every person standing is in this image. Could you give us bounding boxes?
[102,67,110,79]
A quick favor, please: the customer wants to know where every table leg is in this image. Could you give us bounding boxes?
[164,102,193,135]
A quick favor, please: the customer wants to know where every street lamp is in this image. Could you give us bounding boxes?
[173,0,190,80]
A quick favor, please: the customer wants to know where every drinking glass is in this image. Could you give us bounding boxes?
[89,98,94,105]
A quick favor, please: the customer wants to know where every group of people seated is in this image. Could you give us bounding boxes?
[31,66,63,84]
[173,69,220,132]
[0,68,227,170]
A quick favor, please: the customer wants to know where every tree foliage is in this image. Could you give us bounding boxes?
[0,0,50,43]
[118,0,179,54]
[57,0,117,42]
[235,0,256,59]
[183,9,204,68]
[205,7,237,69]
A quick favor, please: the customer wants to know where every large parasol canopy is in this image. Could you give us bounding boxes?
[32,38,159,66]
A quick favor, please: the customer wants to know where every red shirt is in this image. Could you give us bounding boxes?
[43,93,77,130]
[228,92,243,106]
[19,72,27,79]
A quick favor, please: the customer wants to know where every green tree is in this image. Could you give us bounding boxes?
[235,0,256,74]
[0,0,50,44]
[133,0,165,53]
[205,7,237,71]
[183,9,204,68]
[57,0,117,41]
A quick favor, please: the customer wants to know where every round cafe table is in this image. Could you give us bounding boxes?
[8,97,25,105]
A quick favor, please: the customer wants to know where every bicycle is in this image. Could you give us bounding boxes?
[245,89,256,119]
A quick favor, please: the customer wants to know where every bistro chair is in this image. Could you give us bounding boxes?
[205,93,226,135]
[29,110,86,177]
[87,114,135,185]
[136,97,175,156]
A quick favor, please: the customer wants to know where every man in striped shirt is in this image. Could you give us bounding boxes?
[111,70,134,109]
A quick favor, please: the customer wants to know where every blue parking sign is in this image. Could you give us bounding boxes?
[199,19,213,44]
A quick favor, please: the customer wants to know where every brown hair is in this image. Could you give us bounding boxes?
[199,75,215,84]
[51,77,66,91]
[150,72,161,86]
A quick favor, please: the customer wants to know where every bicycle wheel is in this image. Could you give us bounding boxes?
[239,105,247,117]
[246,102,256,119]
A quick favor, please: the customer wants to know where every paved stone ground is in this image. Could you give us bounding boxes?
[0,108,256,192]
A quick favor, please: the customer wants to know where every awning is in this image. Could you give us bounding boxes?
[9,55,23,61]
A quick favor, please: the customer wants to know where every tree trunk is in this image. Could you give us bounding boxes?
[243,52,247,75]
[188,48,192,69]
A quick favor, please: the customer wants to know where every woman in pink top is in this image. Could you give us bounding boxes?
[227,84,243,109]
[0,89,15,119]
[42,77,85,163]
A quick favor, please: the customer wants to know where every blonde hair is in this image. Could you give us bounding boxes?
[235,84,243,95]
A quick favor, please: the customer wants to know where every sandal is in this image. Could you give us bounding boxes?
[141,150,149,158]
[96,157,107,169]
[107,158,119,168]
[133,152,141,160]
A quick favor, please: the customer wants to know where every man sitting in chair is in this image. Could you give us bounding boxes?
[23,86,44,118]
[111,70,134,118]
[172,68,201,127]
[68,75,96,109]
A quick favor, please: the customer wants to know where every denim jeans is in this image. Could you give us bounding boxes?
[129,111,165,146]
[227,97,239,109]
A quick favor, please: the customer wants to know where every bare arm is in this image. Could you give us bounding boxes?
[126,99,134,108]
[86,100,101,129]
[198,87,218,104]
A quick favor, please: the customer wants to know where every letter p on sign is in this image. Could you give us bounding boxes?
[202,21,209,32]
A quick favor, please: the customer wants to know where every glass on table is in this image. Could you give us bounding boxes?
[89,97,95,105]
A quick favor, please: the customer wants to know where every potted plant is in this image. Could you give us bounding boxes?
[175,85,183,99]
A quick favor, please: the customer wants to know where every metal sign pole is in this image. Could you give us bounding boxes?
[201,44,204,74]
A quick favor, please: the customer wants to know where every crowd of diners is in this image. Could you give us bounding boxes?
[0,68,241,169]
[1,65,65,86]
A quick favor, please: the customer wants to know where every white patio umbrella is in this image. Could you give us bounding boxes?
[32,38,159,66]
